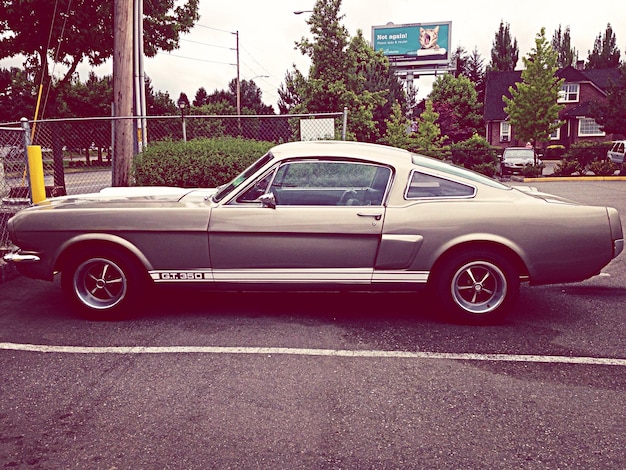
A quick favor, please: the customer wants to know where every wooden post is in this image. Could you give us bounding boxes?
[113,0,134,186]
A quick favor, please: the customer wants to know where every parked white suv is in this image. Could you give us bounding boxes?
[607,141,625,165]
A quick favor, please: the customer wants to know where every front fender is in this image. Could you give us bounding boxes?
[53,233,154,274]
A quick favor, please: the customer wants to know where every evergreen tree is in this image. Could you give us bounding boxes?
[193,88,209,107]
[451,46,469,78]
[277,69,305,114]
[380,102,411,149]
[586,23,622,69]
[551,25,577,68]
[503,28,564,152]
[463,47,486,105]
[590,63,626,136]
[487,21,519,72]
[413,100,447,152]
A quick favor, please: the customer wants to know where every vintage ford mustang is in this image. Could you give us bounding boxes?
[4,141,624,323]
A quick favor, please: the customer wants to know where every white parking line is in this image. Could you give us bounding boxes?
[1,342,625,366]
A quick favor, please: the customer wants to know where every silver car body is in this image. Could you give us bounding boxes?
[607,140,625,165]
[4,141,624,322]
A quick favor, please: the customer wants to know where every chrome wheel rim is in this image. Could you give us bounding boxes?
[73,257,127,310]
[451,260,507,314]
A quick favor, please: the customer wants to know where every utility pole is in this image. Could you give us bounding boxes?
[234,30,241,117]
[113,0,134,186]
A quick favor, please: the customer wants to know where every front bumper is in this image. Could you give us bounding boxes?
[3,251,41,263]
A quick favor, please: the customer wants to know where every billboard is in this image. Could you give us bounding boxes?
[372,22,451,67]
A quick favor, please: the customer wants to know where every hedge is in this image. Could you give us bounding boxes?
[133,137,274,188]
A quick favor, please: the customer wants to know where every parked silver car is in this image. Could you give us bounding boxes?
[500,146,542,175]
[4,141,623,324]
[607,140,625,165]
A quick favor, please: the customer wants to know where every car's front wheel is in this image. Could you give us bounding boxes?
[61,247,146,320]
[432,249,519,324]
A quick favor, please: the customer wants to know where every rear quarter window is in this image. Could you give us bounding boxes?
[406,171,476,199]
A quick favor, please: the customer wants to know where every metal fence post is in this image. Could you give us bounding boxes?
[342,107,348,141]
[19,118,32,200]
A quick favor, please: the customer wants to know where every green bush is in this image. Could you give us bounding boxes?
[554,159,582,176]
[562,141,612,173]
[521,162,545,178]
[133,137,274,188]
[589,159,619,176]
[449,135,499,176]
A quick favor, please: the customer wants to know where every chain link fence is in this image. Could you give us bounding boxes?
[1,111,347,251]
[1,122,29,250]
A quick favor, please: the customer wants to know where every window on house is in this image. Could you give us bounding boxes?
[558,83,579,103]
[549,121,561,140]
[500,122,511,142]
[578,118,605,137]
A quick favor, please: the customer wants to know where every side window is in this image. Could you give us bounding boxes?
[269,160,391,206]
[236,171,274,203]
[406,171,475,199]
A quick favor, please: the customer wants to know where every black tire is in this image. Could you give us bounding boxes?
[61,246,146,320]
[432,249,519,324]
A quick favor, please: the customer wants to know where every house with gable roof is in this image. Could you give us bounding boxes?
[483,63,621,150]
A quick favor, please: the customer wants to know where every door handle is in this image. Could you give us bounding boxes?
[357,212,382,221]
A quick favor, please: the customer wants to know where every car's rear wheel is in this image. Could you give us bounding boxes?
[432,249,519,324]
[61,246,145,320]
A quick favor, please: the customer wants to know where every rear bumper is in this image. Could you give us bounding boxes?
[607,207,624,258]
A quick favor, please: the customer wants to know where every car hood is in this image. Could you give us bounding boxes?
[37,186,218,207]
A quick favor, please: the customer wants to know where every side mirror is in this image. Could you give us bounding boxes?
[258,192,276,209]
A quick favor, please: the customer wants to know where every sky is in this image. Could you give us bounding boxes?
[2,0,626,112]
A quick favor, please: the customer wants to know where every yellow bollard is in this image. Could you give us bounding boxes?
[27,145,46,203]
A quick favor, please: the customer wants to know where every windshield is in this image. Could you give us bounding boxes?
[212,152,274,202]
[411,154,510,190]
[504,149,534,158]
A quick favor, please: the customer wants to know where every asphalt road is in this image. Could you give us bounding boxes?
[1,180,625,469]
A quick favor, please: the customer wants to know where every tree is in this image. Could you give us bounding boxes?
[429,74,483,143]
[0,0,199,116]
[451,46,469,78]
[277,69,305,114]
[590,63,626,137]
[551,25,577,68]
[282,0,404,142]
[60,72,112,118]
[145,77,177,115]
[586,23,621,69]
[487,21,519,72]
[380,102,411,149]
[503,28,564,153]
[228,79,274,115]
[177,92,190,109]
[200,79,274,115]
[348,29,412,139]
[412,100,447,153]
[459,47,486,108]
[193,87,209,107]
[0,67,38,122]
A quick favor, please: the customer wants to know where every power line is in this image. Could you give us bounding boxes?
[156,51,234,66]
[180,38,232,50]
[194,23,233,35]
